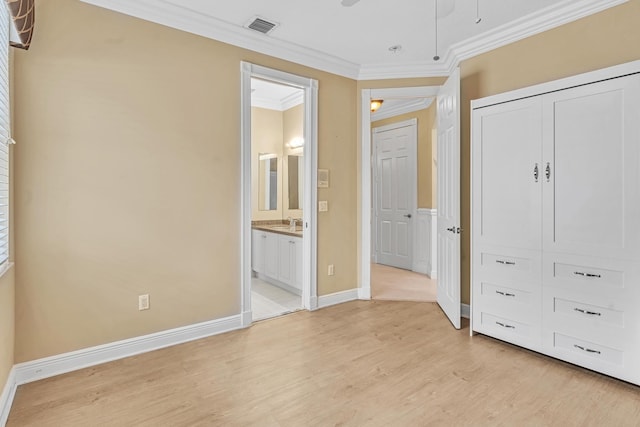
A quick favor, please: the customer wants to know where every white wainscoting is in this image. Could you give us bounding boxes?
[413,209,437,278]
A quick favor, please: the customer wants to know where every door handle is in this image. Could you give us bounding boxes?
[446,227,455,232]
[534,163,539,182]
[545,162,551,182]
[404,214,412,218]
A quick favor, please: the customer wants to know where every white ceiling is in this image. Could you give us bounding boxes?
[82,0,626,79]
[251,78,304,111]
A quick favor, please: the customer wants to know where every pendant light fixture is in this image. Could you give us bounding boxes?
[433,0,440,61]
[475,0,482,23]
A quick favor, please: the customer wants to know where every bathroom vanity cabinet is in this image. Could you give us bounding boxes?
[252,229,303,294]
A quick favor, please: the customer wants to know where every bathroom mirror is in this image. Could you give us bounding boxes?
[258,154,278,211]
[288,155,304,210]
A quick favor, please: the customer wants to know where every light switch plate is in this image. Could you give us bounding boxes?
[319,201,328,212]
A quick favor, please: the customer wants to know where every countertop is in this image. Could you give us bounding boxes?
[252,224,303,238]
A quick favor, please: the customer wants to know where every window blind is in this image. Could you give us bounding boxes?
[0,3,10,267]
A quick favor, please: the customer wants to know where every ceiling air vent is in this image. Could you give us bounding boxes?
[245,17,278,35]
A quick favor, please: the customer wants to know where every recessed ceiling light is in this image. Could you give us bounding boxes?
[388,45,402,54]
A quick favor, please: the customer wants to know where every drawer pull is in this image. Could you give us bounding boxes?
[495,290,516,297]
[495,321,515,329]
[574,308,601,316]
[574,271,601,278]
[574,344,601,355]
[496,260,516,266]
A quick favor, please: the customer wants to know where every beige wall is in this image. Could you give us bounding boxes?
[371,103,437,209]
[12,0,638,364]
[251,107,284,221]
[0,266,14,391]
[458,0,640,304]
[13,0,357,362]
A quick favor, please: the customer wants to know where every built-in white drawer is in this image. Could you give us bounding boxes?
[473,244,541,292]
[474,311,541,350]
[553,333,623,367]
[553,297,624,328]
[473,280,540,326]
[543,253,640,299]
[480,282,534,306]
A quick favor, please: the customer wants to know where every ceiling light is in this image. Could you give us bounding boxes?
[370,99,384,112]
[388,45,402,54]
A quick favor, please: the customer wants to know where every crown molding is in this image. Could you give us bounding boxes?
[371,98,434,122]
[251,91,303,111]
[80,0,360,79]
[448,0,628,65]
[82,0,627,81]
[250,97,282,111]
[281,91,305,111]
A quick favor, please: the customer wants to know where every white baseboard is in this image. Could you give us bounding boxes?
[428,270,437,280]
[14,314,242,386]
[357,287,371,300]
[461,303,470,319]
[412,264,429,275]
[317,289,359,309]
[241,310,252,327]
[0,367,16,427]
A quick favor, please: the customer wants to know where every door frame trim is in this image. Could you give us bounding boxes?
[371,118,418,266]
[240,62,319,326]
[359,86,440,300]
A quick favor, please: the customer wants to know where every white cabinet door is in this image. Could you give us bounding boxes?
[293,237,303,291]
[251,230,265,274]
[278,235,294,285]
[542,74,640,261]
[472,96,543,251]
[264,232,279,279]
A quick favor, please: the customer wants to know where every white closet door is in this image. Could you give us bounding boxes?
[542,74,640,261]
[472,96,543,251]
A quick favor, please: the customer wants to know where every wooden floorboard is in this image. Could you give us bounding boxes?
[371,263,437,302]
[7,301,640,426]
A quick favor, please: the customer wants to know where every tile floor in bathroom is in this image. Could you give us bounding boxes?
[251,278,302,321]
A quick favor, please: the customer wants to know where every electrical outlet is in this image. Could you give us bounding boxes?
[328,264,335,276]
[319,201,328,212]
[138,294,150,311]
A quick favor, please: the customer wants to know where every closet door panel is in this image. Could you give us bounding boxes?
[472,97,542,251]
[542,74,640,260]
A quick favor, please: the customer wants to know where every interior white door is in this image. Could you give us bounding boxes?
[437,68,462,329]
[373,121,417,270]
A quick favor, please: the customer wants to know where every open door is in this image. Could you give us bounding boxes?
[436,67,461,329]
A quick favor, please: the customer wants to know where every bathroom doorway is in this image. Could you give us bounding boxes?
[240,63,319,326]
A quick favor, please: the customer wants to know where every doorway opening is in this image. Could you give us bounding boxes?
[240,63,319,327]
[370,97,438,303]
[360,74,462,328]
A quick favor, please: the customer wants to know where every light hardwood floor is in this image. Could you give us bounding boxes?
[8,301,640,426]
[371,263,437,302]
